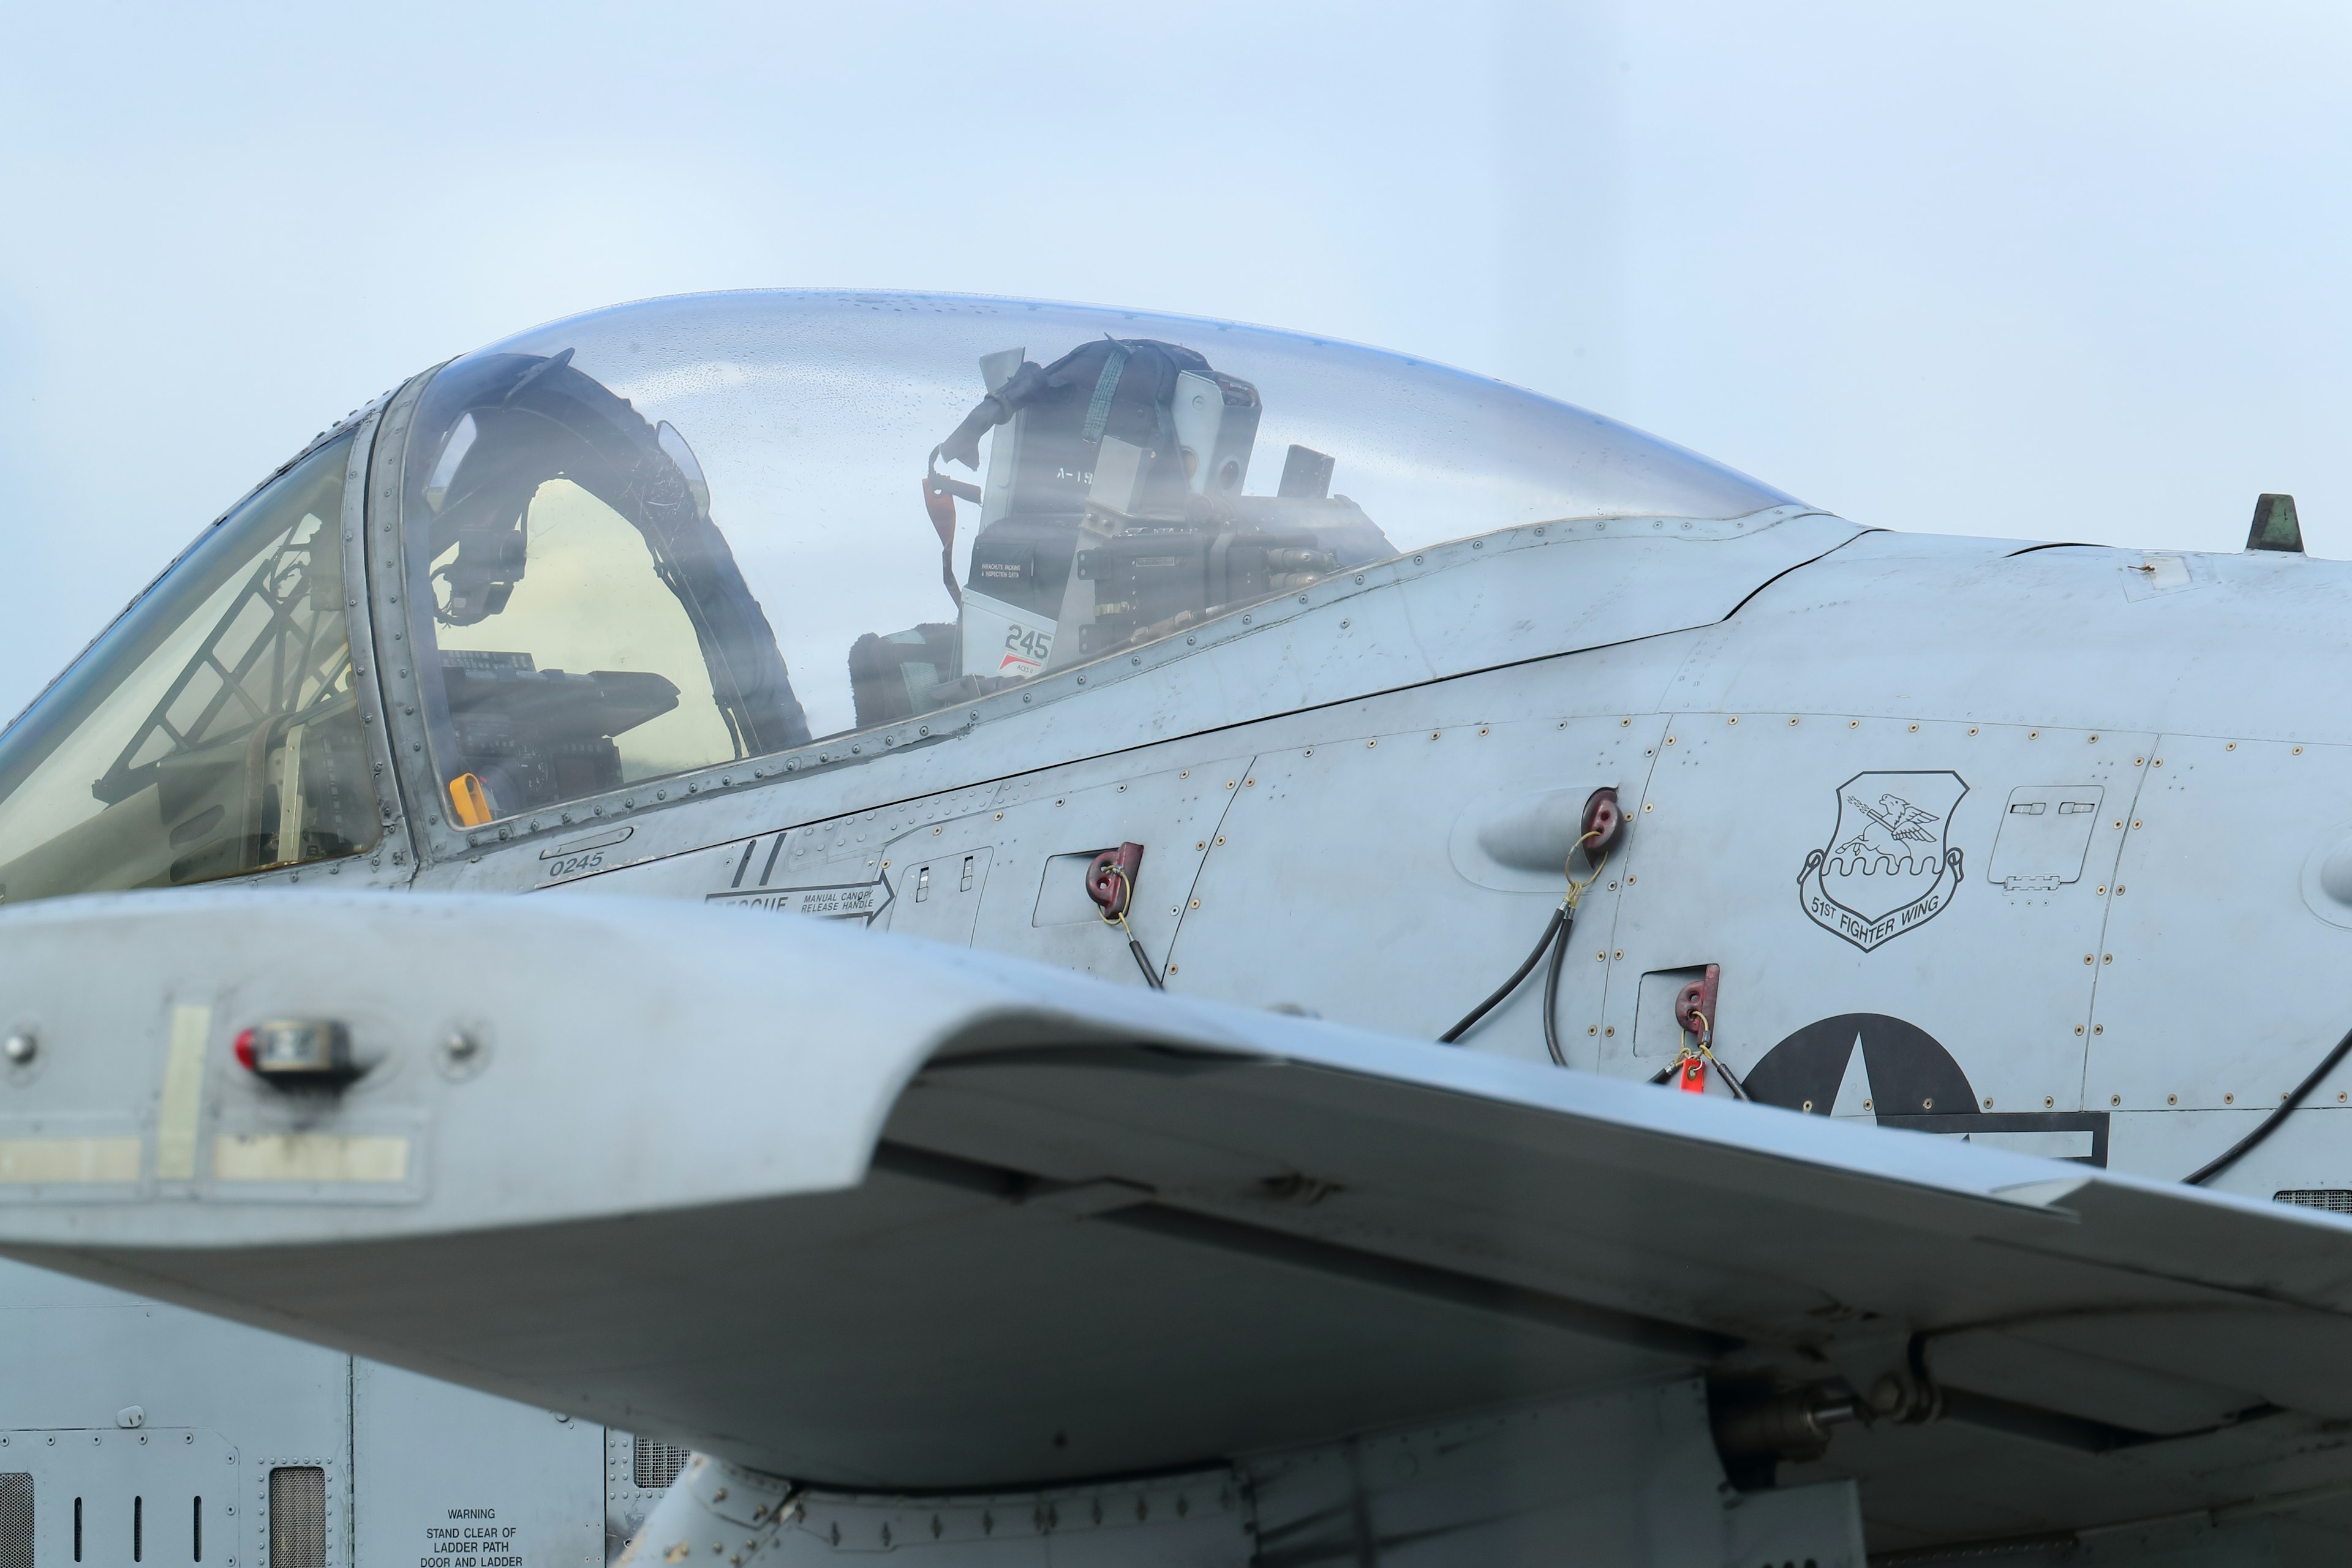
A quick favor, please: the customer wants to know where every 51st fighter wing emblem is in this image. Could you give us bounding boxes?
[1799,770,1967,952]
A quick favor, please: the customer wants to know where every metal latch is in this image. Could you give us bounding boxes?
[1086,843,1145,920]
[1085,843,1164,990]
[1581,786,1624,861]
[1663,966,1747,1099]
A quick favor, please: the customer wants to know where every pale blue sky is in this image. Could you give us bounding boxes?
[4,1,2348,722]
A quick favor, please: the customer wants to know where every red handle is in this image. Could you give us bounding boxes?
[1673,962,1722,1041]
[1581,787,1623,858]
[1087,843,1145,919]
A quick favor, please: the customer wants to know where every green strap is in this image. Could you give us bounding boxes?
[1080,344,1130,443]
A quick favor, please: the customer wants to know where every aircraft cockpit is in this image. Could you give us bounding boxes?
[0,291,1796,897]
[391,293,1792,831]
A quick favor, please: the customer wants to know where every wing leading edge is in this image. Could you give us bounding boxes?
[0,890,2346,1542]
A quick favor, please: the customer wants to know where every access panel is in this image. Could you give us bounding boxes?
[2086,735,2352,1184]
[0,1260,345,1568]
[1166,716,1657,1057]
[973,760,1252,984]
[352,1362,603,1568]
[1602,714,2149,1152]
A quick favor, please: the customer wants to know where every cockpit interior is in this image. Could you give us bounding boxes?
[0,291,1797,901]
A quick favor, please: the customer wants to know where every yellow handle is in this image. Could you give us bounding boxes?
[447,773,494,827]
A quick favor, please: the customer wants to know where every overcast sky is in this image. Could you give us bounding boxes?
[3,1,2346,723]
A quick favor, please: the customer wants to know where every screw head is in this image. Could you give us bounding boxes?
[1,1033,34,1065]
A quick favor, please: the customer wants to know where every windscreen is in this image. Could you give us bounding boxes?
[397,290,1796,827]
[0,434,381,903]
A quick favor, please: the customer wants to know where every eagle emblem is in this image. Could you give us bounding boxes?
[1799,771,1967,952]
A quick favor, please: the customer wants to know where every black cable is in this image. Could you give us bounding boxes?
[1713,1054,1752,1101]
[1093,862,1165,990]
[1643,1035,1751,1099]
[1541,907,1574,1066]
[1439,905,1567,1044]
[2184,1021,2352,1186]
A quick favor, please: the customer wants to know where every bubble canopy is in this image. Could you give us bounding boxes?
[396,290,1794,827]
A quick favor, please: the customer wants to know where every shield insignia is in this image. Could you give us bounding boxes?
[1798,770,1967,952]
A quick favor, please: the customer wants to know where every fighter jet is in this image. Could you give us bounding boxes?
[2,290,2351,1566]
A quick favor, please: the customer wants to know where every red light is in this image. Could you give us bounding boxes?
[230,1019,356,1085]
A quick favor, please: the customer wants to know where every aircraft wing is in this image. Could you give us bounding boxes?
[1,891,2349,1548]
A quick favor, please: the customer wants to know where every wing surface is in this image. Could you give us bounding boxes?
[0,889,2348,1544]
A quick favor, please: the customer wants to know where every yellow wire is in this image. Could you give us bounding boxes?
[1099,865,1148,948]
[1562,829,1607,911]
[1676,1010,1742,1096]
